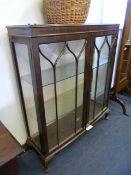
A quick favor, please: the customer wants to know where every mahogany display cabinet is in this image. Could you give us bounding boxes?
[7,24,119,170]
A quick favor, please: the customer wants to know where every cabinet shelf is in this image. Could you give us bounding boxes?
[21,58,108,87]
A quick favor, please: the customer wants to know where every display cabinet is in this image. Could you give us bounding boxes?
[7,24,119,170]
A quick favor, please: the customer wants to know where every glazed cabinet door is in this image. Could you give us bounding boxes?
[88,34,117,123]
[38,38,88,152]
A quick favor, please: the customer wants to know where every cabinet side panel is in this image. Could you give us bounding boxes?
[14,43,41,149]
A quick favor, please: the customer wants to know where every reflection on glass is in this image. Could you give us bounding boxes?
[14,43,41,149]
[76,57,85,130]
[56,50,76,142]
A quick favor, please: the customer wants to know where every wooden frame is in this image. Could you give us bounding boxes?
[7,24,119,171]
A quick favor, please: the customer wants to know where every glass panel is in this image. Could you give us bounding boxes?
[39,39,86,149]
[120,45,130,81]
[39,46,58,150]
[55,44,76,142]
[94,63,108,116]
[77,73,85,131]
[89,36,112,122]
[120,25,131,82]
[43,83,58,150]
[65,40,86,132]
[14,43,41,149]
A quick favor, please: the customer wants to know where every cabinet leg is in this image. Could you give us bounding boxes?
[44,162,49,174]
[111,95,128,116]
[105,113,109,120]
[43,155,54,173]
[44,163,49,174]
[44,158,50,174]
[40,157,49,173]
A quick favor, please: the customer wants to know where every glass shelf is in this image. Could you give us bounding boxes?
[24,79,84,125]
[21,57,108,87]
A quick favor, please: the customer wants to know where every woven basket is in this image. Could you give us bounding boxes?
[44,0,91,24]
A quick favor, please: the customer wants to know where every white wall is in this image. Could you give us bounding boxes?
[0,0,46,144]
[86,0,104,23]
[101,0,127,28]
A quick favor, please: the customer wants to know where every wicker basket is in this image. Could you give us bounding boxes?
[44,0,91,24]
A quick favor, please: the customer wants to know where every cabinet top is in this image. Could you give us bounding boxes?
[7,24,119,38]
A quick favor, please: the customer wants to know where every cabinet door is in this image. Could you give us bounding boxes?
[39,39,87,151]
[89,35,116,123]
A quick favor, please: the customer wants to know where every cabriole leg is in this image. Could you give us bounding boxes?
[105,112,109,120]
[111,95,128,116]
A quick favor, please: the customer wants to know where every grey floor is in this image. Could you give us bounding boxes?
[19,92,131,175]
